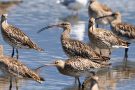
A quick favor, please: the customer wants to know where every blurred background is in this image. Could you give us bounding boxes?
[0,0,135,90]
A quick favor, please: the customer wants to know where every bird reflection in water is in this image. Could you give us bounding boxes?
[82,60,135,90]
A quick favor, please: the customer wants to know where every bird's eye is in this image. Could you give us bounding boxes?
[89,21,92,23]
[55,61,59,64]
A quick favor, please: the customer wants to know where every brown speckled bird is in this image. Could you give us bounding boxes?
[45,57,109,87]
[88,17,129,55]
[82,71,99,90]
[37,22,110,62]
[96,11,134,60]
[1,14,44,59]
[88,0,113,27]
[0,45,44,90]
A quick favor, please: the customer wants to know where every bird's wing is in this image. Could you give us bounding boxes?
[96,28,128,46]
[5,25,40,49]
[115,23,135,39]
[65,57,103,71]
[0,57,44,83]
[65,39,100,58]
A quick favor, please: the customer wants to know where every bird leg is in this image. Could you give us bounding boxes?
[96,24,99,28]
[109,49,111,55]
[15,78,19,90]
[124,48,128,61]
[100,50,102,55]
[74,77,78,84]
[77,78,81,88]
[11,48,15,58]
[16,49,19,59]
[9,77,12,90]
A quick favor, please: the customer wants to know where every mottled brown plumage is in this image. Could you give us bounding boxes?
[82,72,99,90]
[88,0,113,26]
[1,14,44,59]
[96,11,135,60]
[88,17,129,55]
[108,12,135,41]
[96,12,135,41]
[113,23,135,39]
[45,56,109,86]
[38,22,110,61]
[0,56,44,83]
[0,45,44,89]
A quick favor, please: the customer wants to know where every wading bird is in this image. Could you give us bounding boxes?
[88,0,113,27]
[88,17,129,56]
[0,45,44,90]
[82,71,99,90]
[37,22,110,62]
[96,12,135,60]
[1,14,44,59]
[45,57,109,87]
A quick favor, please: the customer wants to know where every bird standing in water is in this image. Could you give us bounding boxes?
[45,57,109,87]
[96,12,135,60]
[88,17,129,56]
[1,14,44,59]
[82,71,99,90]
[38,22,110,62]
[0,45,44,90]
[88,0,113,27]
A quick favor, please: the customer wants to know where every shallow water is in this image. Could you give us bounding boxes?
[0,0,135,90]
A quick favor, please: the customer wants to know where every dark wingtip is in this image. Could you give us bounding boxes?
[128,42,131,45]
[38,77,45,84]
[37,48,44,52]
[102,56,110,60]
[40,77,45,81]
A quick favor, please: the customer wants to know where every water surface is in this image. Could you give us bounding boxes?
[0,0,135,90]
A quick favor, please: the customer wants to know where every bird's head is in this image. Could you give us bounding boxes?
[44,60,65,68]
[1,14,8,22]
[37,22,71,33]
[89,17,95,26]
[54,60,65,68]
[2,14,8,18]
[95,11,121,21]
[56,22,71,29]
[89,0,96,4]
[111,11,121,19]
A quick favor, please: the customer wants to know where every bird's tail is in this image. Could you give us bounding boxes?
[101,61,111,67]
[101,56,110,61]
[117,40,130,48]
[27,38,44,51]
[35,46,44,51]
[27,70,45,83]
[127,42,130,47]
[38,76,45,83]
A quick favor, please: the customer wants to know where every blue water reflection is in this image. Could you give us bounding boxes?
[0,0,135,90]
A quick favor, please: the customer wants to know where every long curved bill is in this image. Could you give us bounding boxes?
[37,24,60,33]
[44,63,56,66]
[95,14,114,20]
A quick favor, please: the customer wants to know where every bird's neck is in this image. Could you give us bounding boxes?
[112,17,121,25]
[89,24,96,32]
[57,67,66,75]
[56,63,66,75]
[61,28,71,40]
[1,19,8,28]
[90,79,99,90]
